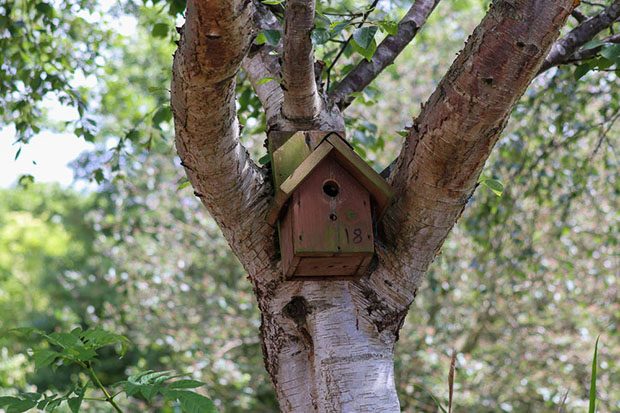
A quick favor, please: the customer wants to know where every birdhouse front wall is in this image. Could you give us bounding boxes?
[280,156,375,278]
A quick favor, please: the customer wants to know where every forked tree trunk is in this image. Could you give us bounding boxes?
[170,0,581,411]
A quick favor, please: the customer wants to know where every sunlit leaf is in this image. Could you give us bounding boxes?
[479,178,504,197]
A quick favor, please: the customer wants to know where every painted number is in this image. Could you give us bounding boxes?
[345,228,363,244]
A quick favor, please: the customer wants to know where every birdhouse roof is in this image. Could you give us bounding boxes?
[267,134,393,226]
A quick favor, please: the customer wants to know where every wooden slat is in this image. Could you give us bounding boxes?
[271,132,312,189]
[293,255,370,277]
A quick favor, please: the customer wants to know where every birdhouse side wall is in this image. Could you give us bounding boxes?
[279,204,299,277]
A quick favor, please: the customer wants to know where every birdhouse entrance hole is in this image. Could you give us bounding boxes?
[323,180,340,197]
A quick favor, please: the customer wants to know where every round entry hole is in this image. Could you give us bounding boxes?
[329,213,338,221]
[323,180,340,197]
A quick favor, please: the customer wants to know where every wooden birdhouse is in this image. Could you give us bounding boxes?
[267,131,393,279]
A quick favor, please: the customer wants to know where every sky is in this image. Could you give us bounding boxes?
[0,127,93,188]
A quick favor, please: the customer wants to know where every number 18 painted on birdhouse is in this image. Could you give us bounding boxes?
[267,131,393,279]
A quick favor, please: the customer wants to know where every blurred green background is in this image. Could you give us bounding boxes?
[0,0,618,411]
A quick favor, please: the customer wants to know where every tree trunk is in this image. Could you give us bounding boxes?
[171,1,578,411]
[260,282,401,412]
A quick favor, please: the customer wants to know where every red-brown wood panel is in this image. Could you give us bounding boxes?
[292,156,374,256]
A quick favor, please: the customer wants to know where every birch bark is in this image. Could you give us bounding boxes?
[171,0,578,411]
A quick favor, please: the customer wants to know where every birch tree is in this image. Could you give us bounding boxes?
[169,0,620,410]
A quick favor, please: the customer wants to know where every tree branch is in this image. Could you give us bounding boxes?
[365,0,574,310]
[329,0,441,110]
[242,3,284,127]
[282,0,321,120]
[539,0,620,73]
[171,0,273,263]
[325,0,381,92]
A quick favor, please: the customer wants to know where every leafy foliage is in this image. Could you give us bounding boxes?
[3,327,214,413]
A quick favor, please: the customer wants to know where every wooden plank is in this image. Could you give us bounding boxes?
[279,143,333,195]
[355,254,373,277]
[271,132,313,189]
[294,256,366,277]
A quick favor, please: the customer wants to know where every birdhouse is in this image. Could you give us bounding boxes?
[267,132,393,279]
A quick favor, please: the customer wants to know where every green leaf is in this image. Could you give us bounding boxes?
[168,379,206,389]
[0,397,38,413]
[35,2,54,17]
[46,332,82,349]
[126,129,140,141]
[81,328,131,356]
[330,21,349,36]
[67,386,85,413]
[257,77,276,86]
[396,130,409,137]
[600,44,620,64]
[351,38,377,61]
[258,153,271,165]
[93,168,105,184]
[255,32,267,45]
[153,106,173,125]
[588,336,600,413]
[44,398,63,411]
[574,63,593,80]
[378,20,399,36]
[17,174,35,188]
[168,0,186,16]
[121,370,177,401]
[164,390,217,413]
[33,349,61,369]
[8,327,43,337]
[129,370,174,385]
[261,29,281,46]
[311,28,330,45]
[14,147,22,160]
[314,12,331,29]
[261,0,283,4]
[582,39,604,50]
[479,178,504,197]
[178,179,191,191]
[352,26,378,50]
[152,23,169,38]
[0,397,21,408]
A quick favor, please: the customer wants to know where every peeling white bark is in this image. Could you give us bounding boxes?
[261,282,401,412]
